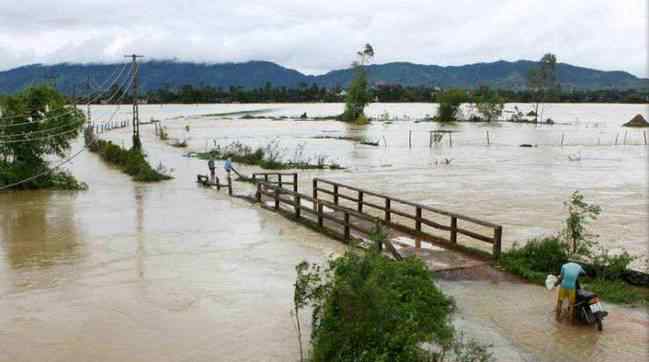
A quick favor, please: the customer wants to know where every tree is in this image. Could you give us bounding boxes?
[527,53,558,122]
[342,44,374,123]
[0,85,86,189]
[435,89,466,122]
[474,88,505,122]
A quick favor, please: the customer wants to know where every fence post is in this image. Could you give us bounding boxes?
[644,131,647,145]
[385,198,391,223]
[375,221,383,251]
[278,174,283,189]
[317,202,324,227]
[333,184,339,205]
[561,133,565,146]
[615,133,619,145]
[216,176,221,191]
[293,174,298,193]
[358,191,364,213]
[415,207,422,232]
[256,182,261,203]
[344,212,350,242]
[274,189,280,210]
[623,131,628,145]
[449,132,453,147]
[486,130,490,145]
[227,173,232,196]
[295,194,301,219]
[450,217,457,244]
[313,179,318,200]
[409,130,412,148]
[493,226,503,259]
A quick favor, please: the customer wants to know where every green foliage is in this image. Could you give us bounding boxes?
[0,85,86,190]
[474,89,504,122]
[342,66,370,122]
[435,90,466,122]
[586,278,647,305]
[197,141,343,170]
[294,249,456,362]
[89,139,172,182]
[562,191,601,255]
[499,237,568,283]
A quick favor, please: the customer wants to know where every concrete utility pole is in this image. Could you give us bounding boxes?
[125,54,144,149]
[86,75,92,125]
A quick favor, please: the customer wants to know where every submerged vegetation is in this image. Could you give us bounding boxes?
[88,139,172,182]
[499,191,649,305]
[197,141,343,170]
[0,85,87,190]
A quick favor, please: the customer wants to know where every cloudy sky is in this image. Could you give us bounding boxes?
[1,0,647,77]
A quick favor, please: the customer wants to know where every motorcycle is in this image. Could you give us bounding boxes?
[574,285,608,331]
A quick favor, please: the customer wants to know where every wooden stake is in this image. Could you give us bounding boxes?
[486,130,490,145]
[560,133,565,146]
[644,131,647,145]
[409,130,412,148]
[623,131,628,145]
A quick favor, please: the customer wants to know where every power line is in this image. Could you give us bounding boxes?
[0,65,132,133]
[0,69,135,144]
[0,76,133,191]
[0,62,130,124]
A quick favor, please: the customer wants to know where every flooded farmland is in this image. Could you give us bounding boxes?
[1,102,647,361]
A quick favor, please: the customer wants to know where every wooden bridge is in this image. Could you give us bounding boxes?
[199,172,504,271]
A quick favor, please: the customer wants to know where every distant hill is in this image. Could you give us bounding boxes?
[1,59,647,94]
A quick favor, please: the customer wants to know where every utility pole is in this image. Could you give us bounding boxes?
[86,75,92,125]
[124,54,144,149]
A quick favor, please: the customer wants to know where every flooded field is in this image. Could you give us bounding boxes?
[1,102,647,361]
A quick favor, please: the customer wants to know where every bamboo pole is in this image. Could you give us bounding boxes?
[449,133,453,147]
[429,132,433,148]
[486,130,490,145]
[644,131,647,145]
[409,130,412,148]
[560,133,565,146]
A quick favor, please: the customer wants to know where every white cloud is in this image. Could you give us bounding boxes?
[0,0,646,77]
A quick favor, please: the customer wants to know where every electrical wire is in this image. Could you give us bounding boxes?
[0,71,134,191]
[0,62,130,125]
[0,67,133,141]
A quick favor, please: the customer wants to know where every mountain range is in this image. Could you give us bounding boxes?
[0,59,647,94]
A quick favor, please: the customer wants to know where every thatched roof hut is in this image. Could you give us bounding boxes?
[622,114,649,128]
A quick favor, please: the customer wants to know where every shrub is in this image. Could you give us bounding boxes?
[499,237,568,283]
[435,90,466,122]
[90,140,172,182]
[295,249,455,362]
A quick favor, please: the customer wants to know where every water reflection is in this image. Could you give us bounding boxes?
[0,192,83,270]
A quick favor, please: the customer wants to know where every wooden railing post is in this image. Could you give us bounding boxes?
[333,184,339,205]
[293,174,298,193]
[256,183,262,203]
[295,194,301,218]
[375,222,383,251]
[415,207,422,232]
[227,173,232,196]
[344,212,350,242]
[313,179,318,200]
[278,174,283,189]
[317,202,324,227]
[264,174,269,182]
[450,216,457,243]
[493,226,502,258]
[274,189,280,210]
[358,191,364,213]
[385,198,391,223]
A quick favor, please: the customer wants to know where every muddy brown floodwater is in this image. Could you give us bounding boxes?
[1,103,647,361]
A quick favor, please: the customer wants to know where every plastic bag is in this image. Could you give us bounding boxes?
[545,274,558,290]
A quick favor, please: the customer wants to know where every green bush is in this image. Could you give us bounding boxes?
[435,90,466,122]
[295,249,456,362]
[499,237,568,283]
[90,140,172,182]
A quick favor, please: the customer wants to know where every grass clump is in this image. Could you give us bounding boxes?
[197,141,343,170]
[89,139,172,182]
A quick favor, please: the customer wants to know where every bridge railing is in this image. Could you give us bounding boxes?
[312,178,503,257]
[255,181,402,260]
[252,172,298,192]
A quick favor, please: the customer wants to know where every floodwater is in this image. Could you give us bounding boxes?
[0,102,647,361]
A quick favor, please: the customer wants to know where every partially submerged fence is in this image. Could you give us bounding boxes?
[312,178,502,257]
[251,172,298,192]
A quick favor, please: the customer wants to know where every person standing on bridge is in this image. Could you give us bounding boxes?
[224,158,240,177]
[208,158,216,183]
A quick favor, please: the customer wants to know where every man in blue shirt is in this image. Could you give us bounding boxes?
[554,262,586,323]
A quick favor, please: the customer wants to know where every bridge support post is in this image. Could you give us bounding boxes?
[227,174,232,196]
[313,179,318,200]
[333,185,339,205]
[358,191,363,212]
[385,199,391,223]
[344,212,350,242]
[278,174,283,189]
[274,189,280,210]
[317,202,324,227]
[450,217,457,243]
[493,226,502,258]
[293,174,298,193]
[295,195,301,218]
[256,183,261,203]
